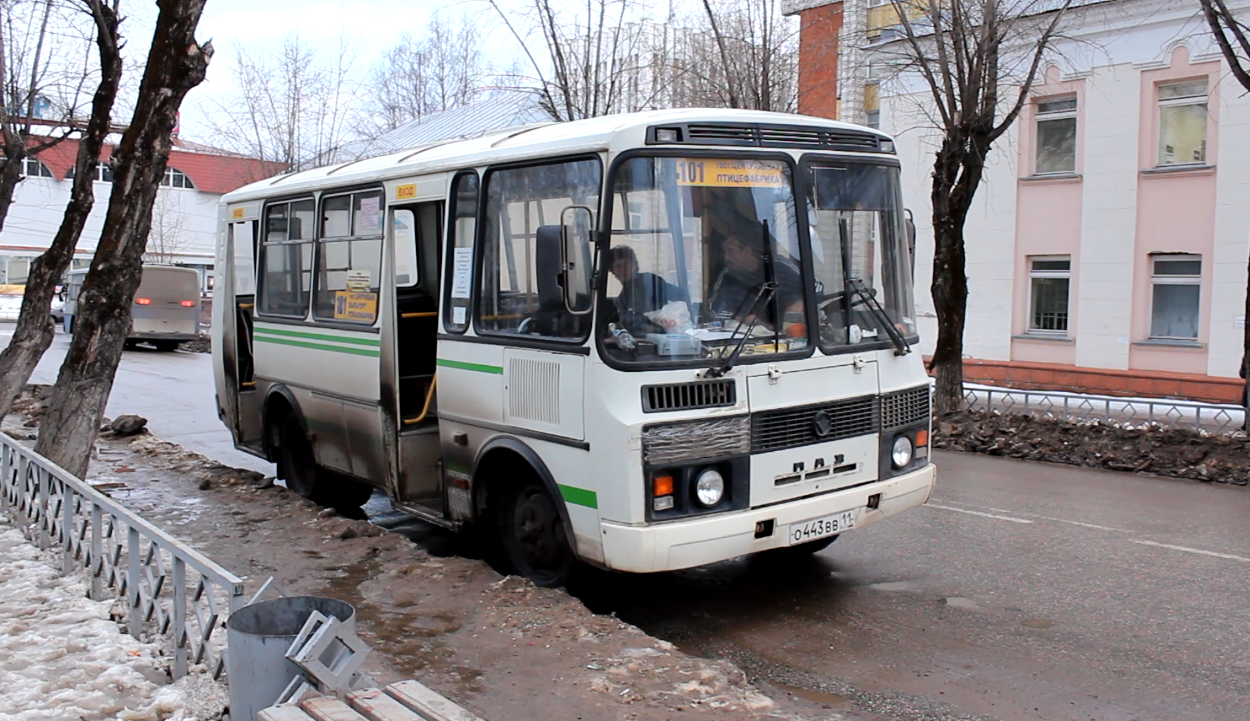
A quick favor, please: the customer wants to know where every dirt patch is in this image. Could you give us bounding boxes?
[179,335,210,354]
[2,387,823,721]
[934,410,1250,485]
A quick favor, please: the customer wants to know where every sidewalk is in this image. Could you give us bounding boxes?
[0,522,227,721]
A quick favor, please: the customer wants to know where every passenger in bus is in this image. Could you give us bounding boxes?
[608,245,678,329]
[709,233,804,330]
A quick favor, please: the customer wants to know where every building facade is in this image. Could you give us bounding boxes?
[1,135,281,294]
[784,0,1250,403]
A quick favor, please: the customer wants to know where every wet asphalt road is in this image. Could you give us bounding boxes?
[6,323,1249,721]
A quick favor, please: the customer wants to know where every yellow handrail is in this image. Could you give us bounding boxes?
[402,375,437,426]
[400,311,437,319]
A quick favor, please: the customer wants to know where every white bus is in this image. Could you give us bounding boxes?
[213,109,935,586]
[64,264,201,351]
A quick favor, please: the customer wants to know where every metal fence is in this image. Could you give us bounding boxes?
[0,431,246,680]
[963,385,1247,435]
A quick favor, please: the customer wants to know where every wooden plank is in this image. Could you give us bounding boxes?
[386,680,483,721]
[347,687,430,721]
[257,706,318,721]
[301,696,372,721]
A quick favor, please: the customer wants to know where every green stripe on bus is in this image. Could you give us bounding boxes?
[253,326,381,346]
[558,484,597,509]
[436,358,503,374]
[254,334,380,357]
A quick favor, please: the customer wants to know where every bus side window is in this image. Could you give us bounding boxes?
[258,199,315,317]
[314,189,384,325]
[444,172,478,333]
[393,209,419,288]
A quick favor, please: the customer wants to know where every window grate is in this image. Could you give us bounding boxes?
[881,386,931,430]
[642,380,737,413]
[751,396,879,454]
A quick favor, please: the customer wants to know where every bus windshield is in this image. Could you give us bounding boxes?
[601,155,807,365]
[805,161,917,352]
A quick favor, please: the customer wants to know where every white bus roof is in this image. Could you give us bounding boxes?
[222,108,893,204]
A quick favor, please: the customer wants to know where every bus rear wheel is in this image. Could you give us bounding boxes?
[500,479,574,588]
[278,415,373,509]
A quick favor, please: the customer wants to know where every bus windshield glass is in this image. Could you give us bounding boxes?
[601,155,807,365]
[805,161,916,352]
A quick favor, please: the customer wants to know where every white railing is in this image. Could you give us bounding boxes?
[0,431,246,679]
[963,384,1247,435]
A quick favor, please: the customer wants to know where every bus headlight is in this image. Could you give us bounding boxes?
[694,468,725,507]
[891,435,914,469]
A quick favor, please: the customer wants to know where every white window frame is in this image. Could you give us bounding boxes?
[1034,96,1077,175]
[1157,79,1208,167]
[21,157,53,178]
[161,166,195,189]
[1148,254,1202,340]
[1027,255,1071,335]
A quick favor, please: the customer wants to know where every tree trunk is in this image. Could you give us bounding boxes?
[0,129,25,233]
[0,1,122,423]
[34,0,211,478]
[929,139,970,413]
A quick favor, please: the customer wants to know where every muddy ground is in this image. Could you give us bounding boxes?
[3,387,836,721]
[933,409,1250,486]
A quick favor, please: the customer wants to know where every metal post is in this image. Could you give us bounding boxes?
[128,526,142,638]
[174,558,187,679]
[37,467,49,550]
[62,486,74,575]
[1,443,11,512]
[91,502,103,600]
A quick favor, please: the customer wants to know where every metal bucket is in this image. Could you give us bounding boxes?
[225,596,356,721]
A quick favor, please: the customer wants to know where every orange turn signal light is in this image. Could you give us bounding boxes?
[180,300,195,307]
[653,475,674,497]
[135,297,151,305]
[915,429,929,447]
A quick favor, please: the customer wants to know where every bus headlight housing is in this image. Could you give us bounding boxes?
[891,435,914,469]
[694,468,725,507]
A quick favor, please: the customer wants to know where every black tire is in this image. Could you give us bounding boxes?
[153,339,180,352]
[499,479,575,587]
[278,415,373,508]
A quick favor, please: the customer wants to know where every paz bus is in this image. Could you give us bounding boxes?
[212,109,935,586]
[64,264,201,351]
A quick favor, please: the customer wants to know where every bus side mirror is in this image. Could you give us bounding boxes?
[560,205,594,316]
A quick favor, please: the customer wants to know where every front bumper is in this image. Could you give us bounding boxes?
[599,462,936,573]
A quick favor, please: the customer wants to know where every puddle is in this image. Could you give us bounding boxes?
[1021,618,1054,629]
[944,596,978,609]
[773,682,852,707]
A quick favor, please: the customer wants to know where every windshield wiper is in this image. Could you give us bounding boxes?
[846,278,910,355]
[702,282,776,379]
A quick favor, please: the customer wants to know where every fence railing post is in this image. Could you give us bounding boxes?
[174,558,188,679]
[62,485,75,575]
[91,502,103,600]
[37,467,49,550]
[128,526,142,638]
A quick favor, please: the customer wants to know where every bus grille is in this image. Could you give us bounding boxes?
[880,386,931,429]
[642,380,737,413]
[751,396,879,454]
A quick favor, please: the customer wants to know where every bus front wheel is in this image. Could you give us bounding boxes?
[280,416,320,501]
[500,479,574,588]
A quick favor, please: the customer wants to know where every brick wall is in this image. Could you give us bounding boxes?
[796,3,843,119]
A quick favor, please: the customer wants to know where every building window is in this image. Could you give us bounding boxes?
[1035,97,1077,174]
[1150,255,1201,340]
[1158,80,1208,166]
[98,164,114,182]
[21,157,53,178]
[864,82,880,129]
[1028,256,1070,333]
[161,166,195,189]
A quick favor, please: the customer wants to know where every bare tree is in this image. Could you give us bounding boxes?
[686,0,799,112]
[0,0,122,423]
[208,32,359,171]
[1196,0,1250,426]
[145,188,184,263]
[489,0,662,120]
[883,0,1072,412]
[35,0,210,477]
[0,0,99,232]
[364,13,489,134]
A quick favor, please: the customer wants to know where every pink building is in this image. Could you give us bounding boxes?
[785,0,1250,403]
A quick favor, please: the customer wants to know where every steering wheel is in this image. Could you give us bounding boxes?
[517,317,537,335]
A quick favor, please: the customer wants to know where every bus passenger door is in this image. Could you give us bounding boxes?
[390,202,443,513]
[227,218,264,452]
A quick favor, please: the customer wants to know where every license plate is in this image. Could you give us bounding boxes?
[786,509,857,545]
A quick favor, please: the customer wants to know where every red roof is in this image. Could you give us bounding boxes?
[28,136,285,194]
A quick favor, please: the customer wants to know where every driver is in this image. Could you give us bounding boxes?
[709,233,804,328]
[609,245,673,325]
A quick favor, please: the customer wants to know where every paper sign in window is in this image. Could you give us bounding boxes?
[346,269,372,291]
[333,291,377,323]
[359,197,380,232]
[451,247,473,298]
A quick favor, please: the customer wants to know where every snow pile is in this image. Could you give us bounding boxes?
[0,523,226,721]
[0,294,20,321]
